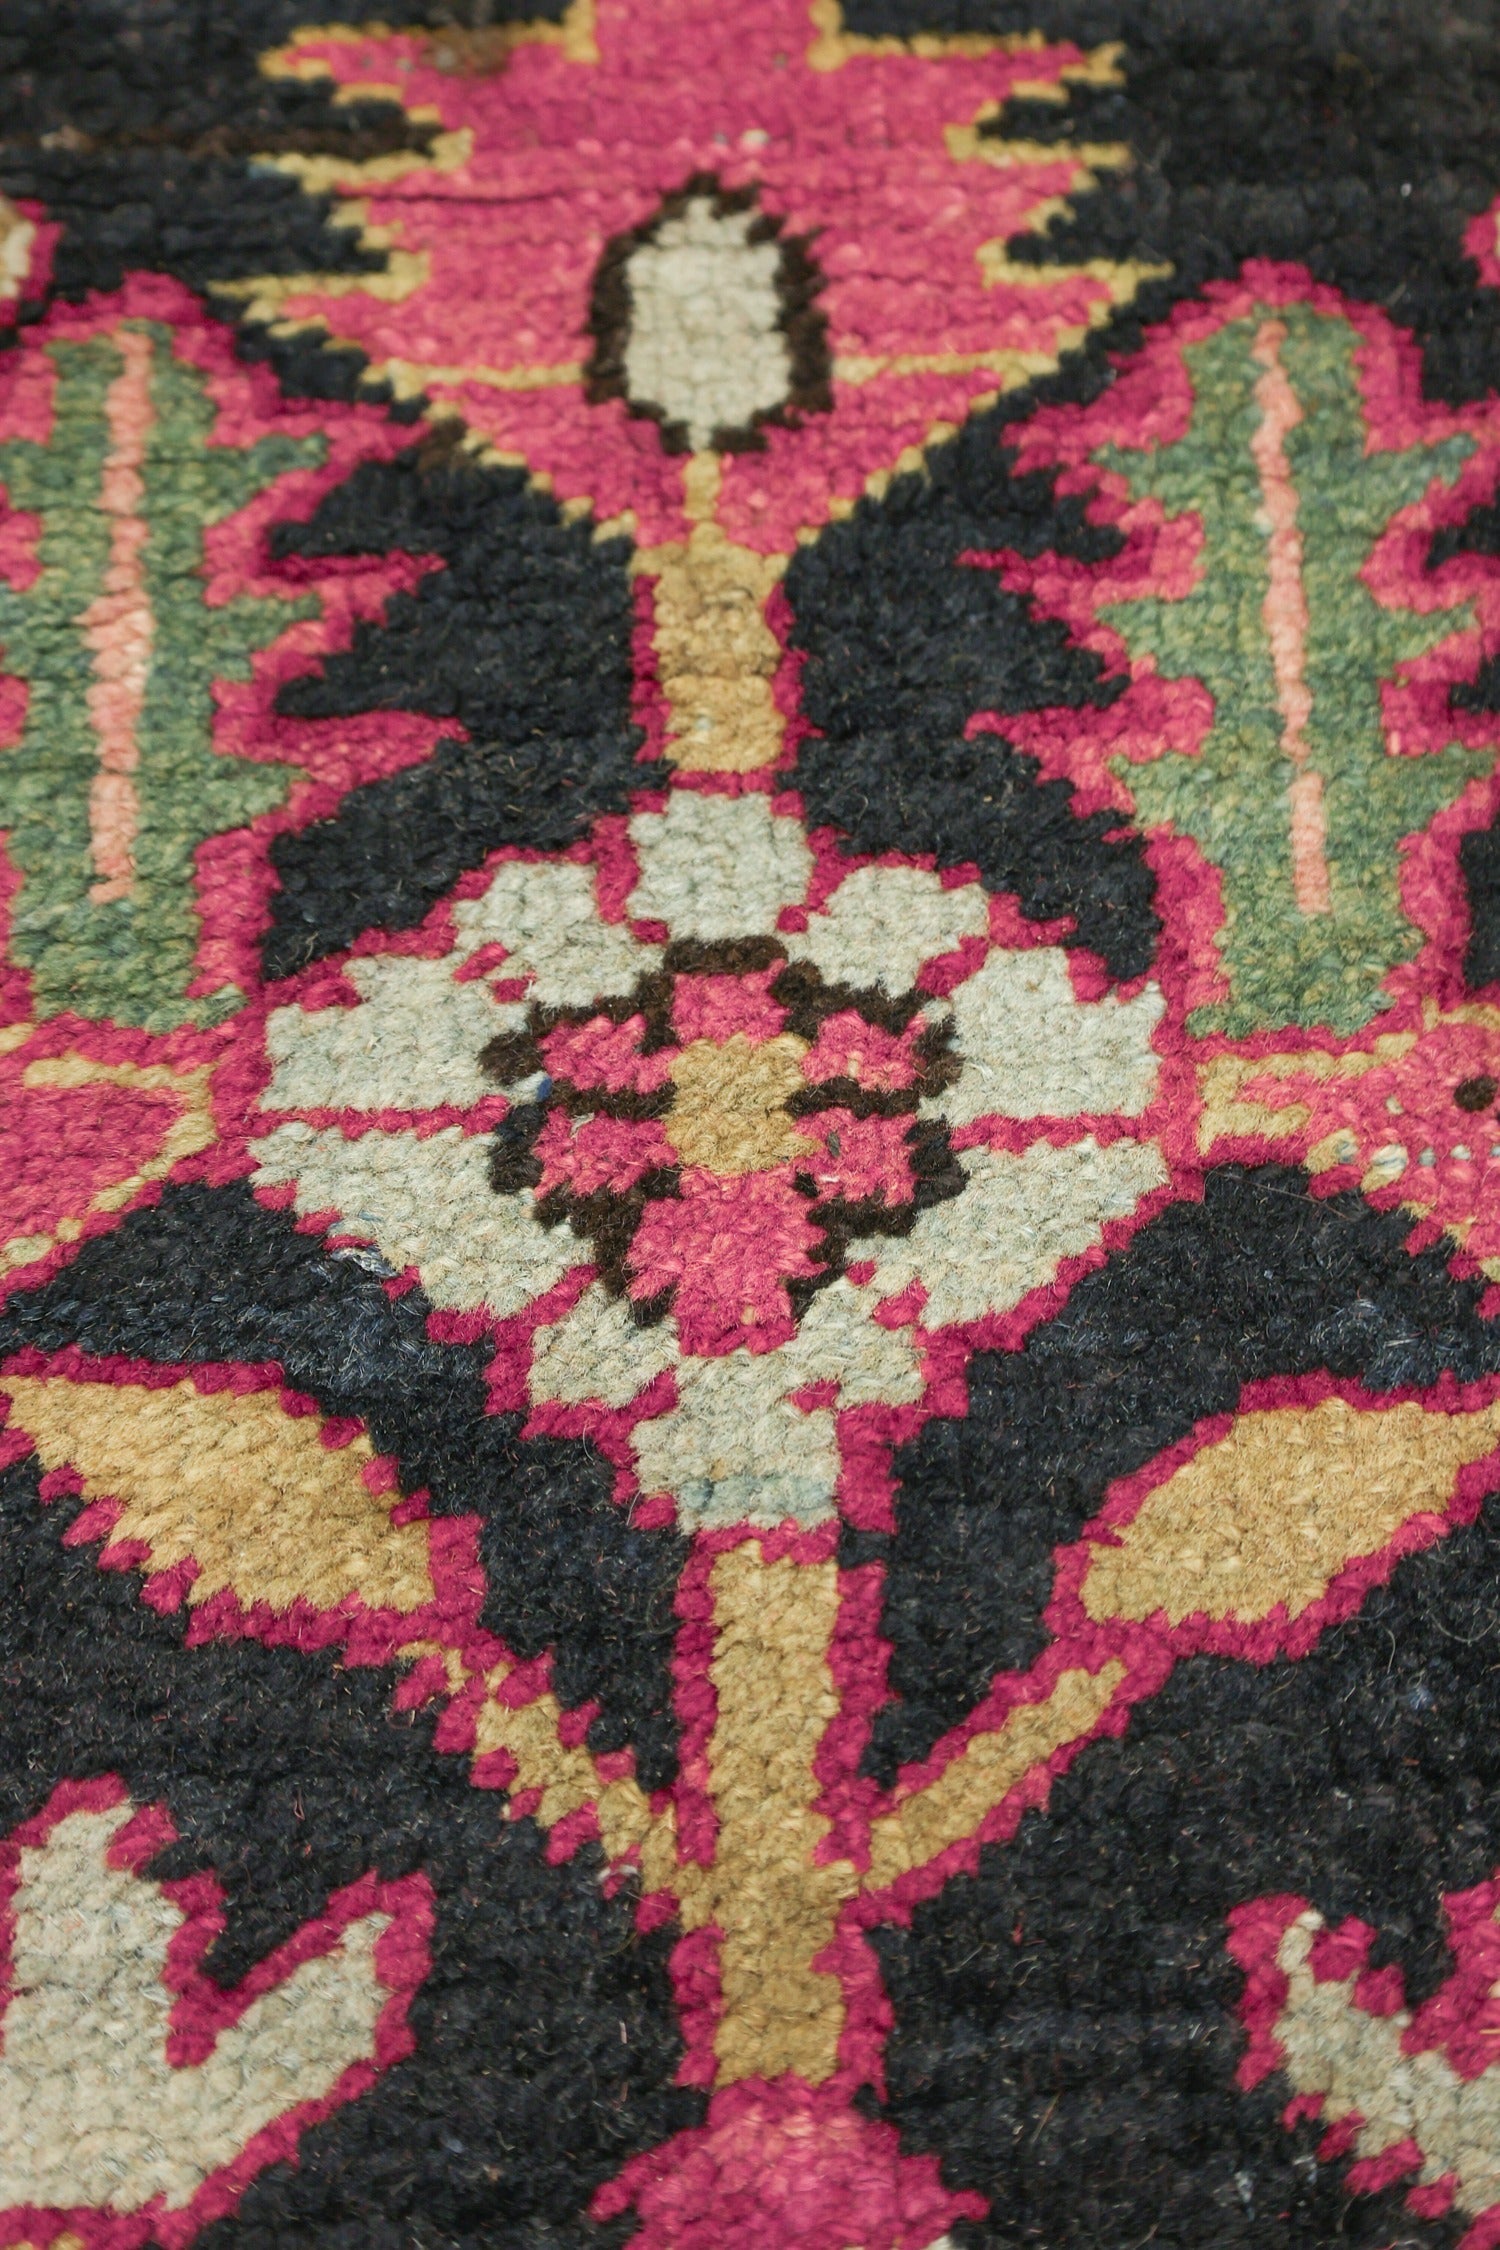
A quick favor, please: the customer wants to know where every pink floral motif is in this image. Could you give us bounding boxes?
[628,1170,824,1352]
[237,796,1175,1531]
[534,1109,673,1200]
[248,0,1140,550]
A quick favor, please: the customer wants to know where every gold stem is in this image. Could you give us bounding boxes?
[863,1661,1126,1892]
[633,451,788,776]
[461,1554,1123,2088]
[683,1541,858,2085]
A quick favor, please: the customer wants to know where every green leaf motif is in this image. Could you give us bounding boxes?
[0,319,323,1030]
[1098,305,1490,1036]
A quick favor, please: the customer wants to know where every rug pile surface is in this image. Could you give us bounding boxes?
[7,2,1500,2244]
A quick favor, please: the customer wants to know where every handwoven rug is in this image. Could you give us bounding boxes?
[9,3,1500,2244]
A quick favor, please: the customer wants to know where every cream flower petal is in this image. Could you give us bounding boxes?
[778,1274,924,1406]
[252,1121,578,1317]
[263,956,522,1114]
[634,1348,840,1530]
[629,791,812,940]
[785,864,988,995]
[530,1284,679,1409]
[859,1137,1168,1330]
[933,949,1165,1126]
[622,197,790,451]
[632,1277,921,1528]
[453,860,651,1006]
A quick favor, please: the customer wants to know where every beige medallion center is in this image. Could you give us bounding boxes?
[664,1031,812,1174]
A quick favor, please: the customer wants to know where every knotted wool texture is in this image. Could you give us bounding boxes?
[8,3,1500,2245]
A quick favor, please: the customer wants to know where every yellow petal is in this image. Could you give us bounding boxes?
[4,1374,432,1616]
[1082,1396,1500,1627]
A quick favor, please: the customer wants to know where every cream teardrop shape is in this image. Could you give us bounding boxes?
[622,195,791,449]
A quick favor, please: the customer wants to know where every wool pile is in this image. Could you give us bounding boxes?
[6,2,1500,2244]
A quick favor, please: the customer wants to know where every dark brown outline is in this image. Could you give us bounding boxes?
[479,946,965,1323]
